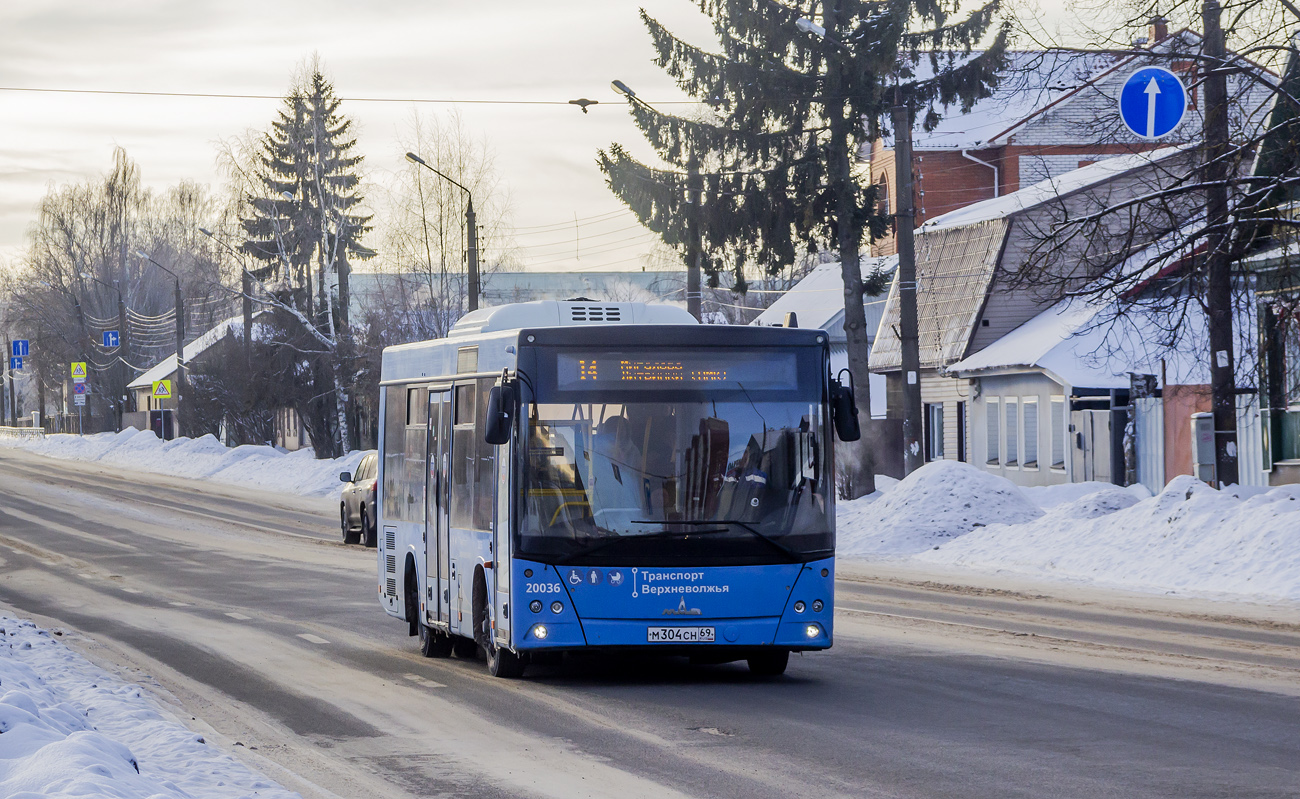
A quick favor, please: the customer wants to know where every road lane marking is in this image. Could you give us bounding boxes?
[225,612,252,620]
[297,633,330,645]
[121,588,143,594]
[169,602,190,607]
[403,673,447,689]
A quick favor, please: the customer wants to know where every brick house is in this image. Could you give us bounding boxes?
[866,20,1275,256]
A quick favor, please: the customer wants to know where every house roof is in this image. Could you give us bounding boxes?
[946,290,1254,389]
[128,313,266,390]
[751,256,896,336]
[919,145,1189,233]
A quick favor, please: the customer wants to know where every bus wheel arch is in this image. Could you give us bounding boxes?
[472,567,525,678]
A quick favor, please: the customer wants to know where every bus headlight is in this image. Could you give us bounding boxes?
[550,601,564,614]
[532,624,549,640]
[805,624,821,639]
[812,600,824,612]
[793,601,806,613]
[530,600,543,613]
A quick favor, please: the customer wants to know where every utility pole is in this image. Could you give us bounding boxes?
[893,100,924,475]
[174,278,186,438]
[686,156,703,321]
[117,289,129,430]
[467,199,479,312]
[1202,0,1238,486]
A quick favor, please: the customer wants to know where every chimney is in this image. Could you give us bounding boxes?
[1148,15,1169,44]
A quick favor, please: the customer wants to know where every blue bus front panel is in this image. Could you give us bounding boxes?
[511,558,834,651]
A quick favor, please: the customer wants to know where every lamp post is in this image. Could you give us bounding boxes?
[80,273,129,431]
[404,152,479,312]
[135,251,185,437]
[611,80,703,322]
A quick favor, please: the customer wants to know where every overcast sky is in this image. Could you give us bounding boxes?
[0,1,1069,272]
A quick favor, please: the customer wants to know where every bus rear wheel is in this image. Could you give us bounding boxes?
[419,622,453,658]
[747,649,790,676]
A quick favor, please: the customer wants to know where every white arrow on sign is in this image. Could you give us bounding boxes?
[1144,77,1161,139]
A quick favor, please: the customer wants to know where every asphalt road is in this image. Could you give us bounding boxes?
[1,446,1298,799]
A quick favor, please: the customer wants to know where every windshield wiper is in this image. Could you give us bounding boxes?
[632,519,803,563]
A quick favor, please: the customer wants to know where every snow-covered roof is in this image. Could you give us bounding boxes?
[946,288,1254,389]
[918,146,1189,233]
[883,49,1119,151]
[128,314,266,389]
[751,256,896,334]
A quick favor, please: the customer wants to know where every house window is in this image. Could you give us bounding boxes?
[877,174,890,217]
[1005,399,1019,467]
[986,398,1000,465]
[1051,397,1066,469]
[1023,398,1039,469]
[1285,319,1300,406]
[925,403,944,461]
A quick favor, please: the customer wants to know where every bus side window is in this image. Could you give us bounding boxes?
[474,376,498,530]
[405,388,428,517]
[451,383,476,529]
[383,386,408,521]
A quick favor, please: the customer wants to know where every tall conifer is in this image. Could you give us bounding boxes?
[600,0,1009,494]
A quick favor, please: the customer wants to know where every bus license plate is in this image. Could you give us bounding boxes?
[647,626,715,643]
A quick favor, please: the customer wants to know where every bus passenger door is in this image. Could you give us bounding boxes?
[426,390,452,627]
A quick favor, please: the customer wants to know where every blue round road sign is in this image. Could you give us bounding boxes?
[1118,66,1188,140]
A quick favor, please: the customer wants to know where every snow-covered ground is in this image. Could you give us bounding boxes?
[0,429,368,498]
[0,614,298,799]
[839,461,1300,603]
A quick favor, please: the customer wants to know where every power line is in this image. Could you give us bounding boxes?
[0,85,701,107]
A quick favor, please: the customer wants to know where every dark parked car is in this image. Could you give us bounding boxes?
[339,452,378,547]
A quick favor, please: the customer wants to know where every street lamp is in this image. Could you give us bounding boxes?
[135,251,185,437]
[609,80,703,321]
[79,273,130,431]
[404,151,480,312]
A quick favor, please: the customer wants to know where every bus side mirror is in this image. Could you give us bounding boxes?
[484,383,516,445]
[831,374,861,442]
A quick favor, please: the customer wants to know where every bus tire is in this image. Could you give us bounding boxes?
[486,639,526,679]
[419,622,453,658]
[361,509,376,548]
[747,649,790,676]
[341,505,360,545]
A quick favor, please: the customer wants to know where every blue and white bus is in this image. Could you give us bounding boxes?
[375,300,860,677]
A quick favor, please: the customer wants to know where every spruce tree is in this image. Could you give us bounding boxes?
[600,0,1009,495]
[241,67,373,456]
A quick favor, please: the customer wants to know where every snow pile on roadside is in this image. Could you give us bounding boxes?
[0,428,368,498]
[837,460,1044,557]
[1020,480,1151,509]
[916,476,1300,601]
[0,615,299,799]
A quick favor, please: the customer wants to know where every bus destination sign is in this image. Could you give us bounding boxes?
[557,350,797,391]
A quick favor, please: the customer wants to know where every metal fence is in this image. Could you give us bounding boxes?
[1132,395,1270,492]
[0,426,45,440]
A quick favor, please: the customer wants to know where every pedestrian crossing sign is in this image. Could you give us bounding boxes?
[151,380,172,399]
[71,362,87,382]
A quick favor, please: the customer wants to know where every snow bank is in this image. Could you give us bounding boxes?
[0,615,299,799]
[837,460,1044,557]
[0,428,368,498]
[915,475,1300,601]
[1020,480,1151,510]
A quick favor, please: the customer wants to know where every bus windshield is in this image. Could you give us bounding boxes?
[518,386,832,566]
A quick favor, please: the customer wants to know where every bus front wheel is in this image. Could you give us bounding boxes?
[486,639,526,678]
[747,649,790,677]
